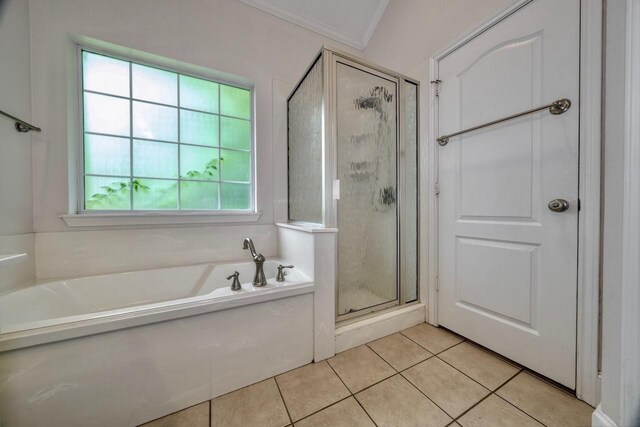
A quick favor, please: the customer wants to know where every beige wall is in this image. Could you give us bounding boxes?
[26,0,361,277]
[0,0,32,236]
[30,0,359,233]
[15,0,515,279]
[0,0,35,291]
[364,0,511,74]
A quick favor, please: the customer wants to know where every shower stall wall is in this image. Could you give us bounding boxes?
[288,48,419,320]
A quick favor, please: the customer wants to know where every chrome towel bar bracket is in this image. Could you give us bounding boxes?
[0,110,41,133]
[437,98,571,146]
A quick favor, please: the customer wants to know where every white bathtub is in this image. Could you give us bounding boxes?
[0,259,315,426]
[0,259,311,345]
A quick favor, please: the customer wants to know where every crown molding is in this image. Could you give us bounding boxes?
[239,0,388,50]
[361,0,389,48]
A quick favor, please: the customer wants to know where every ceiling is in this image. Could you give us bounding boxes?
[238,0,390,50]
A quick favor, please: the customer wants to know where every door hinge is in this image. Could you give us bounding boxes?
[430,79,442,97]
[435,275,439,292]
[435,182,440,195]
[578,198,581,211]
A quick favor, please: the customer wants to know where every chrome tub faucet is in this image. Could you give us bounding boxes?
[276,264,294,282]
[226,271,241,291]
[243,238,267,287]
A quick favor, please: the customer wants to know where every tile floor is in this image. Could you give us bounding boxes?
[140,323,594,427]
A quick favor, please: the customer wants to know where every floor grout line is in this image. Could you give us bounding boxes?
[397,369,460,423]
[399,328,467,357]
[296,340,546,427]
[364,342,404,374]
[365,332,435,373]
[325,358,354,393]
[352,393,380,427]
[518,366,584,397]
[208,375,273,400]
[143,323,587,427]
[432,353,494,392]
[492,368,524,393]
[490,370,551,427]
[462,339,525,370]
[453,391,495,423]
[339,369,398,396]
[309,360,381,427]
[392,342,551,427]
[364,335,457,423]
[398,354,494,421]
[288,394,354,425]
[395,352,435,372]
[448,368,552,427]
[491,393,549,427]
[433,369,523,425]
[138,400,211,426]
[434,346,531,424]
[273,376,294,426]
[394,325,544,425]
[327,352,396,396]
[274,358,394,426]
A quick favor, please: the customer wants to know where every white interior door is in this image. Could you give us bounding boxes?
[437,0,580,388]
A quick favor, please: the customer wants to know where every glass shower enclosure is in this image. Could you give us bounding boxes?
[288,48,419,321]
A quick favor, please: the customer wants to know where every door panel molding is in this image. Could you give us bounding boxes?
[427,0,602,406]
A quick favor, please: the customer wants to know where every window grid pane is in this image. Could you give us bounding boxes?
[132,178,178,210]
[81,49,252,211]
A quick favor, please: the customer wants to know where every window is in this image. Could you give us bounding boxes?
[80,50,253,212]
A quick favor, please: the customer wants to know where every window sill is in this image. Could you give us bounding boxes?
[61,211,262,227]
[275,222,338,233]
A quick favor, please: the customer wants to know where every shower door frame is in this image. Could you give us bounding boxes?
[322,48,421,322]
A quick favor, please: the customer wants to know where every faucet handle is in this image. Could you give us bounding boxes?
[276,265,294,282]
[226,271,241,291]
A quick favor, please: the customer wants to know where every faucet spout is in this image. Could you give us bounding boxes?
[243,238,259,260]
[242,238,267,287]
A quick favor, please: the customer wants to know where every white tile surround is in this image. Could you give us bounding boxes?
[35,224,277,279]
[0,222,425,427]
[0,233,35,294]
[0,224,329,426]
[277,223,338,361]
[0,293,314,426]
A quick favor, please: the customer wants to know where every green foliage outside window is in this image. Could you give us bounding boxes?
[82,50,252,211]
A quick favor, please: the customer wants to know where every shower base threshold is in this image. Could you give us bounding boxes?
[335,303,425,353]
[338,287,392,317]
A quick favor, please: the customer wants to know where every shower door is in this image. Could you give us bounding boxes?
[336,59,399,318]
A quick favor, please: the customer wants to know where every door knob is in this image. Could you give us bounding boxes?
[548,199,569,212]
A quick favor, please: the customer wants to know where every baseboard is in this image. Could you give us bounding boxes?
[592,404,618,427]
[335,303,426,353]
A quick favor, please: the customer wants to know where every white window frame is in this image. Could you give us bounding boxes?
[62,38,261,227]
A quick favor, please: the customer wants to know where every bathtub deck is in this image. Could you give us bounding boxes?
[140,323,593,427]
